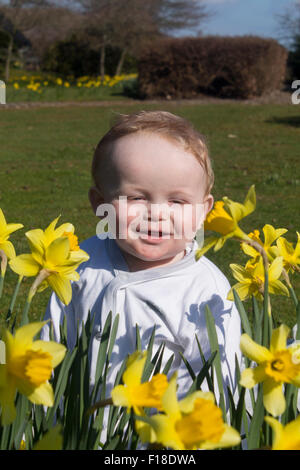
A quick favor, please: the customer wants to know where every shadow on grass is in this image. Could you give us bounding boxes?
[266,116,300,128]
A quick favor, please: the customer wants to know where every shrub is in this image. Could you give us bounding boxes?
[42,35,138,79]
[41,34,99,78]
[138,36,288,99]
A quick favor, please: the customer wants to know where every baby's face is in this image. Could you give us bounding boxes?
[98,132,213,271]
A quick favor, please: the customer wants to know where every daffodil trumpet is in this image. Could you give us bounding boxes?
[0,321,66,426]
[196,185,256,259]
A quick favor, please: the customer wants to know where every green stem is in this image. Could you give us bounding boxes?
[262,271,272,347]
[6,275,23,324]
[19,269,51,327]
[288,284,299,309]
[20,298,32,327]
[0,273,4,300]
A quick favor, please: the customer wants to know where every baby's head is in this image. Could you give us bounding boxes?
[89,110,214,271]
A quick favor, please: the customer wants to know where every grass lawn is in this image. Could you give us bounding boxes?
[0,100,299,329]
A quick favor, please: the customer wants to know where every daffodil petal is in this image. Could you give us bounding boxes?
[263,225,287,248]
[265,416,284,450]
[46,237,70,265]
[54,223,75,238]
[27,381,54,406]
[229,263,253,283]
[229,283,251,301]
[14,321,46,346]
[195,237,219,259]
[111,385,130,407]
[179,391,215,414]
[25,229,45,258]
[44,216,60,239]
[3,223,23,237]
[148,414,184,450]
[242,184,256,217]
[270,324,290,354]
[280,415,300,449]
[161,373,181,421]
[0,208,7,229]
[269,256,284,280]
[122,351,146,387]
[263,379,286,417]
[201,424,241,449]
[9,254,40,277]
[31,340,66,368]
[240,334,272,363]
[239,365,266,388]
[47,273,72,305]
[269,279,289,297]
[0,240,16,259]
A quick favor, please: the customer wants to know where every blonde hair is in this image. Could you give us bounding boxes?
[91,110,214,196]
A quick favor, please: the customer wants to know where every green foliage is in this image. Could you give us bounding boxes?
[41,35,137,79]
[42,34,99,79]
[288,34,300,83]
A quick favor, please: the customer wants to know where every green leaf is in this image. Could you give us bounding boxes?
[233,289,252,337]
[204,305,226,418]
[252,296,262,344]
[247,385,265,450]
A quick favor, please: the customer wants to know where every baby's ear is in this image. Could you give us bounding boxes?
[204,194,214,217]
[88,186,105,215]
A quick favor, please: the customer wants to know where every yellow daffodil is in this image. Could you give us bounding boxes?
[33,425,63,450]
[0,208,23,260]
[241,224,287,262]
[265,416,300,450]
[227,256,289,303]
[19,424,63,450]
[9,217,89,305]
[0,322,66,425]
[196,185,256,259]
[276,232,300,274]
[239,324,300,417]
[111,351,169,415]
[137,374,240,450]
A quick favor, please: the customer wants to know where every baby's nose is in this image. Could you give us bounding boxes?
[145,203,170,221]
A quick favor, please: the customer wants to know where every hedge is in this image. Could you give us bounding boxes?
[138,36,288,99]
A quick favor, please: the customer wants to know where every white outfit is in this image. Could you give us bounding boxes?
[42,235,241,413]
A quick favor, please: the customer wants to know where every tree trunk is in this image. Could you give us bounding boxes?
[100,41,106,80]
[115,47,127,76]
[5,34,14,82]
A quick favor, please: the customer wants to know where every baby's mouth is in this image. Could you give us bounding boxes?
[137,227,171,239]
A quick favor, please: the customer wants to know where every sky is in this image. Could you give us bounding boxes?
[200,0,299,44]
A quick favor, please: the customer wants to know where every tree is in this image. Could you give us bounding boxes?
[70,0,211,77]
[276,3,300,49]
[276,3,300,82]
[0,0,51,80]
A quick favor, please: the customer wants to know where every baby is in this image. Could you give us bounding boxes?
[42,110,241,420]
